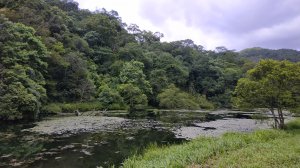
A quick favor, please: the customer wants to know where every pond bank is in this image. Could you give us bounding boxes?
[174,118,271,139]
[122,118,300,168]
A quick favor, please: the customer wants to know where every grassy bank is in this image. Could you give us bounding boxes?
[122,119,300,168]
[41,102,128,114]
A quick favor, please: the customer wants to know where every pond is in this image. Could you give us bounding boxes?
[0,110,270,168]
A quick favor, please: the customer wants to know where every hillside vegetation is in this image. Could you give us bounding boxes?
[239,47,300,62]
[0,0,299,120]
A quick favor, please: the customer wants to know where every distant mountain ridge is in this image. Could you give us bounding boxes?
[239,47,300,62]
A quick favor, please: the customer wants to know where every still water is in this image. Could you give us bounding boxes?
[0,111,259,168]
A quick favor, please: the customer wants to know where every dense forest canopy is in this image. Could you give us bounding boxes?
[239,47,300,62]
[0,0,299,120]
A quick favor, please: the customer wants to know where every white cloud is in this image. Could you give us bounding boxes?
[75,0,300,50]
[75,0,161,33]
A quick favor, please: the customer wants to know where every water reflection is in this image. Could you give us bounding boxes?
[0,125,184,168]
[0,111,260,168]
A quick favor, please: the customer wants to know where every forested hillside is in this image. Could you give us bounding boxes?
[239,47,300,62]
[0,0,299,120]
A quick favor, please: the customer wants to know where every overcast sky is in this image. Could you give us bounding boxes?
[75,0,300,51]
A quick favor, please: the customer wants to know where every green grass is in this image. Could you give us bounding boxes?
[204,134,300,168]
[122,118,300,168]
[41,102,104,113]
[42,102,129,114]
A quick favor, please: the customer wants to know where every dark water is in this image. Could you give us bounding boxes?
[32,130,183,168]
[0,126,183,168]
[0,111,257,168]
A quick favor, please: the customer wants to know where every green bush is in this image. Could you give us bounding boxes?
[60,102,103,112]
[157,85,199,110]
[157,85,214,110]
[41,104,62,114]
[42,102,128,114]
[60,103,77,112]
[77,102,103,112]
[196,95,215,109]
[108,103,128,110]
[285,118,300,130]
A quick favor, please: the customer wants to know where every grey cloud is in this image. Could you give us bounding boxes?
[201,0,299,34]
[139,0,300,50]
[256,34,300,50]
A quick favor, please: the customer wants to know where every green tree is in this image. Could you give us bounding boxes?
[157,85,200,110]
[0,75,41,120]
[148,69,169,106]
[79,13,120,49]
[57,52,95,102]
[118,60,150,112]
[119,60,152,94]
[118,84,147,112]
[98,84,123,109]
[233,60,300,128]
[150,52,188,87]
[0,20,48,120]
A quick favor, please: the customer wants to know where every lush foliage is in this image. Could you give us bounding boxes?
[41,102,103,114]
[240,47,300,62]
[157,85,213,109]
[0,19,48,120]
[122,118,300,168]
[233,60,300,128]
[118,83,148,112]
[0,0,299,120]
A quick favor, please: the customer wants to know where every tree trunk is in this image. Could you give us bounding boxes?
[277,107,285,129]
[270,107,279,129]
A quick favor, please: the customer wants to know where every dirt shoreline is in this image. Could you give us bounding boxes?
[174,117,293,139]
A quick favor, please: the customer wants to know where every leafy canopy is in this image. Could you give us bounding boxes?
[0,20,48,120]
[233,60,300,128]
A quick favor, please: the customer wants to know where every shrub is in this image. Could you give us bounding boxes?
[196,95,215,109]
[60,102,103,112]
[41,104,62,114]
[157,85,214,110]
[98,84,123,109]
[108,103,128,110]
[77,102,103,111]
[43,101,127,114]
[60,103,77,112]
[157,85,199,109]
[285,118,300,130]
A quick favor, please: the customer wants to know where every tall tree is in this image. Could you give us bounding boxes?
[57,52,95,102]
[233,60,300,128]
[0,19,48,120]
[118,84,147,112]
[119,60,152,95]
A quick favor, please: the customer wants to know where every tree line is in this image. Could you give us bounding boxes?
[0,0,299,124]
